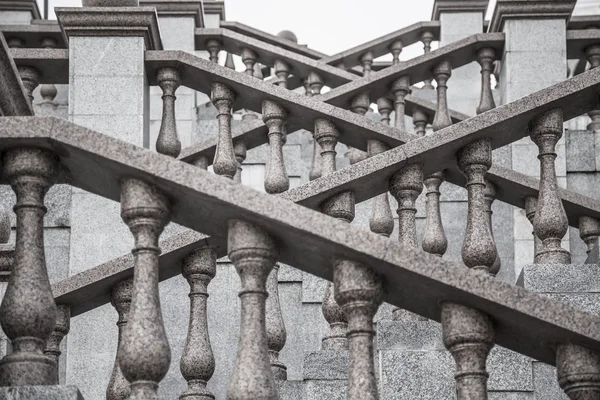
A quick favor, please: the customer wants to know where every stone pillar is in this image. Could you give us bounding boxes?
[55,7,161,399]
[490,0,575,280]
[140,0,202,148]
[0,0,40,25]
[432,0,487,116]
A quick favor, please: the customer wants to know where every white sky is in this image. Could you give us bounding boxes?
[40,0,500,57]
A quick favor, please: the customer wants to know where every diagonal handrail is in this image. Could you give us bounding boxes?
[1,115,599,366]
[0,34,32,116]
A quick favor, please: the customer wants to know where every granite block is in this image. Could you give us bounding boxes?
[440,200,468,264]
[567,172,600,198]
[278,263,303,282]
[439,12,483,43]
[489,393,534,400]
[71,114,146,145]
[0,386,84,400]
[594,132,600,171]
[440,181,468,201]
[303,350,348,380]
[70,36,145,77]
[0,11,34,25]
[70,75,146,116]
[514,240,535,279]
[513,207,533,240]
[279,380,303,400]
[492,201,515,283]
[304,380,346,400]
[493,145,512,169]
[376,319,444,351]
[488,347,533,391]
[532,361,567,400]
[566,130,595,172]
[301,272,327,303]
[504,19,566,53]
[546,292,600,315]
[512,143,540,177]
[158,17,195,52]
[523,263,600,292]
[503,51,566,86]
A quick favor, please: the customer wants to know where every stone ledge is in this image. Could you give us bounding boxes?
[202,0,225,21]
[522,263,600,292]
[0,385,84,399]
[489,0,577,32]
[139,0,204,28]
[55,7,163,50]
[0,0,41,19]
[431,0,488,21]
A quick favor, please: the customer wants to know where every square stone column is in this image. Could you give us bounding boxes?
[55,7,161,399]
[490,0,575,280]
[0,0,40,25]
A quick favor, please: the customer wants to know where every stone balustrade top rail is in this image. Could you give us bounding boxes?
[0,22,65,48]
[0,34,32,116]
[569,15,600,30]
[3,115,599,366]
[567,29,600,58]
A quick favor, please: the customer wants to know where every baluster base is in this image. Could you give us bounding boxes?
[179,379,215,400]
[534,248,571,264]
[269,350,287,380]
[0,349,56,386]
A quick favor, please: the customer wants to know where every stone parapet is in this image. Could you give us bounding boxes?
[431,0,488,21]
[489,0,578,32]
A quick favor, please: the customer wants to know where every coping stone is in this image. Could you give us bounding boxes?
[431,0,488,21]
[0,0,40,19]
[488,0,577,32]
[139,0,204,28]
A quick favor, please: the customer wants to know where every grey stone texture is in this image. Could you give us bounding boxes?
[0,385,83,400]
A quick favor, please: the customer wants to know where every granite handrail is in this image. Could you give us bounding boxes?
[0,34,32,116]
[2,115,600,367]
[49,63,600,319]
[0,21,65,49]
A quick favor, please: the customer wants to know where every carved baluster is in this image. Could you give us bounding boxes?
[180,248,217,399]
[225,53,236,70]
[156,67,182,158]
[274,60,290,88]
[315,119,351,349]
[441,304,494,399]
[483,180,501,275]
[458,138,497,275]
[422,63,451,257]
[107,278,132,400]
[241,48,257,76]
[586,45,600,132]
[529,109,571,264]
[119,179,171,398]
[262,100,289,194]
[557,344,600,399]
[253,64,264,80]
[39,38,58,111]
[413,107,428,137]
[211,83,237,179]
[334,259,382,400]
[233,140,247,184]
[579,216,600,255]
[266,263,286,380]
[392,76,411,132]
[360,51,374,77]
[227,220,278,400]
[525,196,542,262]
[44,305,70,384]
[377,97,393,126]
[0,200,11,282]
[308,72,324,95]
[0,149,57,386]
[206,40,221,63]
[421,31,435,89]
[18,67,39,107]
[390,40,403,65]
[476,48,496,115]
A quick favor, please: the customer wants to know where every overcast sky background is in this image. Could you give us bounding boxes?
[40,0,499,57]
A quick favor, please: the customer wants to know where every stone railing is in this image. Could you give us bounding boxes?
[3,15,600,400]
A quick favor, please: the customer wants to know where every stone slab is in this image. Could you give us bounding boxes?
[304,380,347,400]
[0,386,84,399]
[303,350,348,380]
[278,380,303,400]
[376,319,444,351]
[523,263,600,292]
[566,130,596,172]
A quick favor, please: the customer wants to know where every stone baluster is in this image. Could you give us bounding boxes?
[308,72,326,182]
[211,83,237,179]
[557,344,600,399]
[360,51,374,77]
[225,52,236,70]
[586,45,600,132]
[107,278,132,400]
[253,64,264,80]
[206,40,221,63]
[308,71,324,96]
[441,304,494,399]
[392,76,411,131]
[334,259,382,400]
[233,140,247,184]
[156,67,182,158]
[260,100,289,379]
[262,100,289,194]
[303,78,312,97]
[421,31,435,89]
[529,109,571,264]
[390,40,403,65]
[483,180,501,275]
[413,107,428,137]
[458,138,498,275]
[476,48,497,115]
[119,179,171,399]
[227,219,279,400]
[524,196,542,262]
[18,67,40,107]
[0,149,57,386]
[377,97,393,126]
[493,61,500,90]
[579,216,600,255]
[274,60,290,88]
[421,62,452,258]
[241,48,257,76]
[44,305,70,385]
[40,38,58,111]
[315,119,351,350]
[179,248,217,400]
